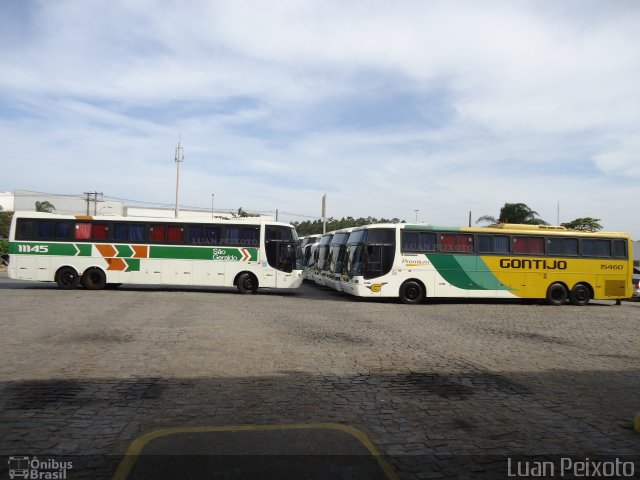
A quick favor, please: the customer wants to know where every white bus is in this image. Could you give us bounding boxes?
[8,212,303,293]
[325,228,353,291]
[313,232,334,286]
[301,238,320,280]
[340,223,633,305]
[299,235,320,250]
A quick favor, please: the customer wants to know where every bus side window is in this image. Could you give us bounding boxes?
[582,239,610,257]
[612,240,627,258]
[205,226,221,245]
[75,223,91,240]
[188,225,204,244]
[167,226,184,242]
[92,223,109,241]
[16,219,36,240]
[113,223,128,242]
[54,222,74,240]
[129,225,146,242]
[150,224,166,242]
[240,228,259,246]
[37,221,54,240]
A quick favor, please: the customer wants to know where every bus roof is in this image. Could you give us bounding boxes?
[11,211,296,228]
[351,222,631,239]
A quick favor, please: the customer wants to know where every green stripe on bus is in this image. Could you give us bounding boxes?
[125,258,140,272]
[9,242,92,256]
[149,246,258,261]
[116,245,134,258]
[426,254,511,291]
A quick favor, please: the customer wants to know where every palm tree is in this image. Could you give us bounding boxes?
[35,201,55,213]
[477,203,547,225]
[561,217,602,232]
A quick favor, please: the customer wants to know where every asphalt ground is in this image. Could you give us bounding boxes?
[0,268,639,479]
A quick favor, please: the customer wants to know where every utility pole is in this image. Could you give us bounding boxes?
[275,209,279,221]
[468,211,472,227]
[211,194,215,219]
[322,194,327,234]
[84,191,103,215]
[414,209,419,223]
[174,141,184,218]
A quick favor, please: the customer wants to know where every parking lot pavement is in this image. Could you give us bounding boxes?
[0,269,639,479]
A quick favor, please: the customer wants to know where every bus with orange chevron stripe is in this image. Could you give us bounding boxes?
[338,223,633,305]
[8,212,303,293]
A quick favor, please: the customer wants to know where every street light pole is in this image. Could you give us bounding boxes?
[414,209,419,223]
[211,194,215,219]
[174,141,184,219]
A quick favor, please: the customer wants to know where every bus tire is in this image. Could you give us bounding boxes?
[81,268,107,290]
[569,283,591,306]
[55,266,80,290]
[237,272,258,294]
[546,283,568,306]
[400,280,425,305]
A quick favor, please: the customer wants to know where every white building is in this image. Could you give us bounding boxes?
[0,192,14,211]
[1,190,271,220]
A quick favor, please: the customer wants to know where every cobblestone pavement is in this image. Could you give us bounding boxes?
[0,269,639,479]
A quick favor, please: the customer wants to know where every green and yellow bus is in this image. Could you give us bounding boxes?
[8,212,303,293]
[339,223,633,305]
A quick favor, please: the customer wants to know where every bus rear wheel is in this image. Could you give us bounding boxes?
[400,280,425,305]
[569,283,591,306]
[55,267,80,290]
[237,273,258,294]
[81,268,107,290]
[546,283,568,306]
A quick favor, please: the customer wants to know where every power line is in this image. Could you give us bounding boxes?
[281,211,322,219]
[11,189,288,217]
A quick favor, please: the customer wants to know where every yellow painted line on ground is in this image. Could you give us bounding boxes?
[112,422,399,480]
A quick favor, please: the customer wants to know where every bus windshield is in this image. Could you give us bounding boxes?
[265,226,302,273]
[329,233,351,274]
[345,228,395,279]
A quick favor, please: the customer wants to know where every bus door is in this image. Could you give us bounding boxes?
[265,226,300,288]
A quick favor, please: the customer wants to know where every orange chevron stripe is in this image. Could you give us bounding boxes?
[107,258,127,271]
[132,245,149,258]
[96,244,117,258]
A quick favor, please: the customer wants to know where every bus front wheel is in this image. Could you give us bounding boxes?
[546,283,568,306]
[237,273,258,294]
[55,267,80,290]
[569,283,591,306]
[81,268,107,290]
[400,280,425,305]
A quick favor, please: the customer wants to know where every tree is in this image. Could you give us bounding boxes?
[561,217,602,232]
[0,209,13,258]
[35,201,55,213]
[0,209,12,238]
[477,203,547,225]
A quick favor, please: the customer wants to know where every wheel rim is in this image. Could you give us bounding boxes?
[406,284,419,300]
[244,278,253,290]
[575,288,588,302]
[61,272,75,286]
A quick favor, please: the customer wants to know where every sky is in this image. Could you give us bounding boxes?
[0,0,639,236]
